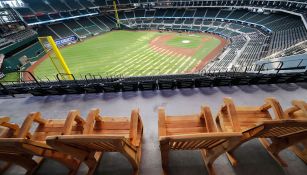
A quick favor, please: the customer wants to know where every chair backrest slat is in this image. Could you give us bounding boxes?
[167,138,228,150]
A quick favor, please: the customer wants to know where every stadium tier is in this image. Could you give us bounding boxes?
[0,0,307,81]
[116,8,307,71]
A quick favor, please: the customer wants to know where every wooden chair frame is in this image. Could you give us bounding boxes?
[0,117,43,175]
[216,97,307,167]
[159,106,242,175]
[46,108,143,175]
[284,100,307,164]
[0,110,85,175]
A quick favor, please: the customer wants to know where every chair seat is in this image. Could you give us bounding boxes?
[218,107,273,132]
[46,109,144,175]
[165,115,207,136]
[158,106,242,175]
[92,117,131,138]
[33,119,83,141]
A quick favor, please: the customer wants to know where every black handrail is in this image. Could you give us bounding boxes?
[257,61,284,74]
[56,73,76,84]
[18,71,41,86]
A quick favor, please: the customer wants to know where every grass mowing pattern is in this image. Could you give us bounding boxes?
[34,31,221,79]
[0,72,20,82]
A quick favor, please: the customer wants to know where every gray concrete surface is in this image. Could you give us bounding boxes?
[0,83,307,175]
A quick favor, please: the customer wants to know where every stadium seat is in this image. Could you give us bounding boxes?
[83,82,104,93]
[285,100,307,163]
[216,97,307,167]
[176,78,195,88]
[0,84,10,96]
[158,79,176,90]
[158,106,242,175]
[0,111,84,174]
[194,77,213,87]
[138,80,157,91]
[47,108,143,175]
[102,82,122,92]
[121,81,139,92]
[212,76,233,86]
[0,117,44,174]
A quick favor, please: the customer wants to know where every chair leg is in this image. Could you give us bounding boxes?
[84,152,103,175]
[25,156,44,175]
[258,138,288,167]
[160,149,169,171]
[120,145,140,175]
[44,151,82,173]
[226,152,238,166]
[0,162,12,174]
[224,142,243,166]
[288,142,307,163]
[200,150,217,175]
[122,151,139,173]
[0,154,43,175]
[200,138,241,175]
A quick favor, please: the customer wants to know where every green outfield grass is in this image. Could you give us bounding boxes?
[33,30,221,79]
[0,72,20,82]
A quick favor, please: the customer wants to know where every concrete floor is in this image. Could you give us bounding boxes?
[0,83,307,175]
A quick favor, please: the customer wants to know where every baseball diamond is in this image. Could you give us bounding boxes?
[28,30,227,78]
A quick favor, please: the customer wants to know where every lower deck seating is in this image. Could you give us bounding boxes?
[89,16,110,31]
[36,25,59,39]
[63,19,91,38]
[48,23,75,38]
[76,17,102,35]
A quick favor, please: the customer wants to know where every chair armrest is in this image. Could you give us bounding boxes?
[18,112,46,138]
[263,98,284,119]
[130,108,143,147]
[0,117,21,137]
[285,100,307,119]
[292,100,307,115]
[158,107,167,137]
[63,110,85,135]
[284,106,298,119]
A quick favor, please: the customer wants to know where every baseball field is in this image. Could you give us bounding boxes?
[27,30,227,80]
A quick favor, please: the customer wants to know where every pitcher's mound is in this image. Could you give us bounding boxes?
[182,40,191,44]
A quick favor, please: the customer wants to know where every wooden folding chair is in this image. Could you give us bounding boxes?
[0,110,85,175]
[216,97,307,167]
[284,100,307,163]
[158,106,242,175]
[0,116,41,175]
[46,108,143,175]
